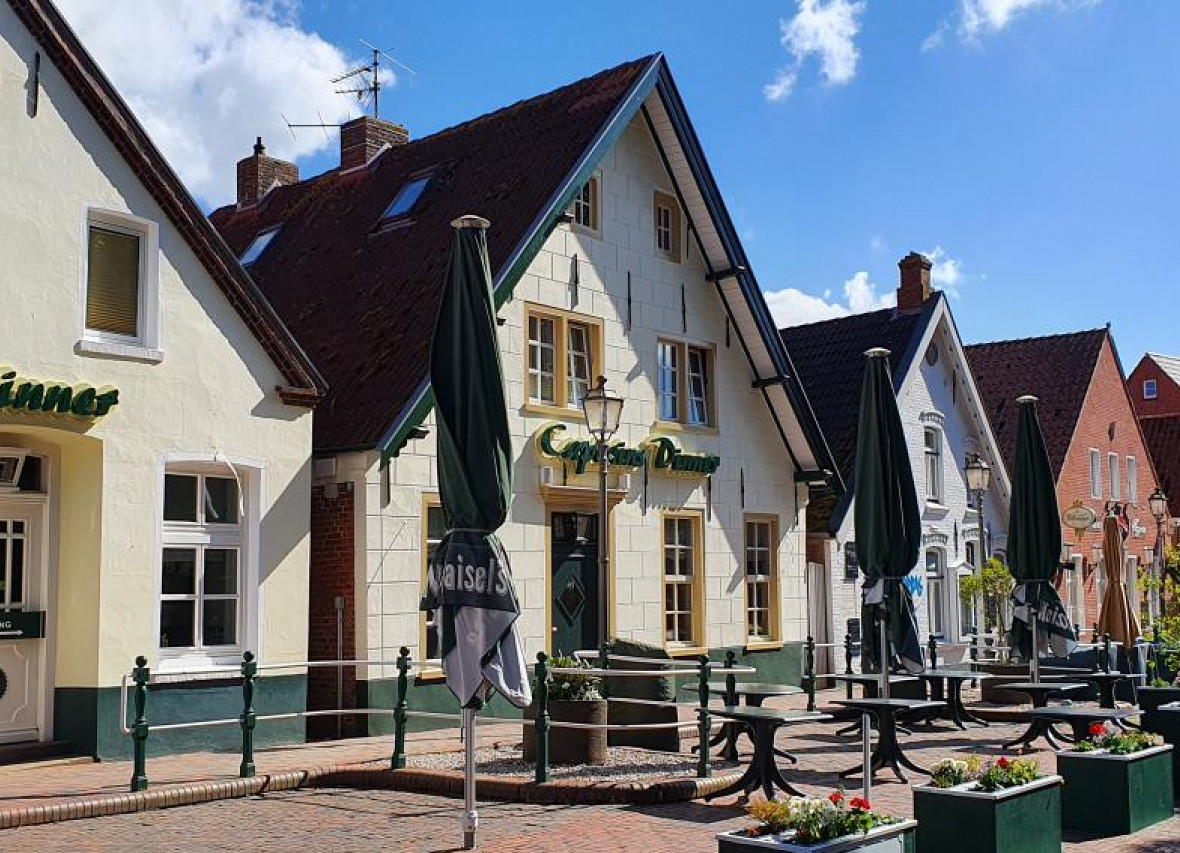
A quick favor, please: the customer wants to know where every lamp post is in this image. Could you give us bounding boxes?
[1149,487,1169,624]
[582,375,624,644]
[965,453,992,647]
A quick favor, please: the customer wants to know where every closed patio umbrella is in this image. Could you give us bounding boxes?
[1098,512,1141,650]
[420,215,531,849]
[1008,395,1076,681]
[855,348,924,697]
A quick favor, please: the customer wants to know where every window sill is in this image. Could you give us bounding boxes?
[665,645,708,659]
[744,640,783,653]
[415,668,447,684]
[76,338,163,364]
[652,420,719,436]
[924,501,949,513]
[569,223,601,240]
[522,401,584,421]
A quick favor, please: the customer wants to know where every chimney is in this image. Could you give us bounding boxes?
[236,137,298,207]
[339,116,409,171]
[897,251,934,312]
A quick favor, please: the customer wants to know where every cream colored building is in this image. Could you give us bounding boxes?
[0,0,322,757]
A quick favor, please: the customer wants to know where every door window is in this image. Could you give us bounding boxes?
[0,519,27,610]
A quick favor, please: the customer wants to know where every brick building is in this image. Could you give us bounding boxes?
[966,329,1161,630]
[1128,353,1180,418]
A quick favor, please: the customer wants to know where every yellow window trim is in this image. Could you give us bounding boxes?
[666,646,709,659]
[660,509,706,651]
[743,513,781,645]
[744,640,784,653]
[420,492,443,670]
[523,303,603,411]
[656,338,718,430]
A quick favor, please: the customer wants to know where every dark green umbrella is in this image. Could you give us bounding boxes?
[854,348,924,695]
[1007,395,1076,679]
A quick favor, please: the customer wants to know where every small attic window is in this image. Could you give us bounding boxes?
[240,226,280,266]
[382,175,431,220]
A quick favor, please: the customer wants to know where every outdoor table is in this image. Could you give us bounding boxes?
[1001,681,1088,750]
[914,668,992,729]
[831,674,922,737]
[1042,670,1143,709]
[701,706,831,801]
[1029,706,1138,741]
[685,682,803,762]
[834,698,945,783]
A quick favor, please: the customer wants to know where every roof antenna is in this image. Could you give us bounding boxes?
[333,40,416,120]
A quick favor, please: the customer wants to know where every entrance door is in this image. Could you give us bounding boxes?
[550,512,599,656]
[0,506,42,743]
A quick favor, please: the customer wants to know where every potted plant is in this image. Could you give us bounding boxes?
[716,790,916,852]
[1057,722,1174,835]
[522,654,607,765]
[913,756,1061,853]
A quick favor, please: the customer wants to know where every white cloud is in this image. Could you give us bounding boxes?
[926,0,1100,46]
[925,246,966,296]
[57,0,390,205]
[764,0,866,102]
[767,270,895,327]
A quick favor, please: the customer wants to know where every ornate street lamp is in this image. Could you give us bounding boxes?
[1149,487,1169,622]
[582,375,624,643]
[965,454,991,644]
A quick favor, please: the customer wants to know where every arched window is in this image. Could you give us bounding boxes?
[925,548,946,637]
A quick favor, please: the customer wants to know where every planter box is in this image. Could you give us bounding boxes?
[522,698,607,765]
[913,775,1061,853]
[1154,703,1180,804]
[717,819,917,853]
[1137,686,1180,734]
[1058,744,1174,835]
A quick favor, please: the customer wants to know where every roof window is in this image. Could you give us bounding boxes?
[240,226,280,266]
[382,175,431,220]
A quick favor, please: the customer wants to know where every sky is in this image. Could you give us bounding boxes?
[56,0,1180,364]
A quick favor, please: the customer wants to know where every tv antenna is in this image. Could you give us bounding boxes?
[332,39,416,120]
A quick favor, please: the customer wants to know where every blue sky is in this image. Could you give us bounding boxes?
[63,1,1180,364]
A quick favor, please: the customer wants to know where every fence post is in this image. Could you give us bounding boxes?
[970,633,979,663]
[392,646,411,770]
[599,640,611,707]
[844,634,854,699]
[534,652,550,784]
[1102,633,1112,674]
[927,634,938,671]
[804,636,816,712]
[696,654,711,779]
[130,655,150,793]
[239,651,257,778]
[723,650,738,706]
[1091,622,1099,644]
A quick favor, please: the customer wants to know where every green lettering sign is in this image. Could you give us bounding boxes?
[0,366,119,422]
[534,423,720,478]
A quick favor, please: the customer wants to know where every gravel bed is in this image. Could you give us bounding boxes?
[408,743,738,782]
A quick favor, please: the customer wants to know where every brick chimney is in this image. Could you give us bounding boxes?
[236,137,298,207]
[897,252,934,312]
[340,116,409,171]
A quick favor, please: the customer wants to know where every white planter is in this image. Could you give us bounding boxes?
[716,819,917,853]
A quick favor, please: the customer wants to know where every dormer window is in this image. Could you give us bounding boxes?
[382,174,431,220]
[240,226,280,266]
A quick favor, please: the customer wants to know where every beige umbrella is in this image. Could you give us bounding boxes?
[1097,513,1141,649]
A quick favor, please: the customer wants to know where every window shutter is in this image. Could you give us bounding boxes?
[86,226,140,337]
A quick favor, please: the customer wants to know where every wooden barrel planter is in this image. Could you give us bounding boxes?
[522,698,608,765]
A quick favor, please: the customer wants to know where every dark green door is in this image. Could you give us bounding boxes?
[551,512,599,655]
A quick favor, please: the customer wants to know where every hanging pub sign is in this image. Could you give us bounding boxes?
[0,365,119,420]
[1062,500,1098,543]
[534,423,720,477]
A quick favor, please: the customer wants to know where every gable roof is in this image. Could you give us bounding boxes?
[964,329,1107,479]
[210,54,839,483]
[1140,415,1180,518]
[1146,353,1180,389]
[9,0,324,405]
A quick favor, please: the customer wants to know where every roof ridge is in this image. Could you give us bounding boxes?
[964,327,1108,349]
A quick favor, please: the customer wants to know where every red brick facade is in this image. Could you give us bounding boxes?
[1128,355,1180,418]
[1057,338,1161,628]
[306,481,359,740]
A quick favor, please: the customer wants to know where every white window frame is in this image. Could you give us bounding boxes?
[421,497,445,671]
[527,314,558,405]
[744,516,779,643]
[923,427,943,504]
[1089,449,1102,499]
[566,321,593,408]
[686,346,710,427]
[1127,456,1138,506]
[155,454,261,671]
[1144,379,1157,400]
[657,341,680,422]
[569,173,600,236]
[1108,453,1120,501]
[77,207,162,363]
[662,513,703,649]
[925,549,946,638]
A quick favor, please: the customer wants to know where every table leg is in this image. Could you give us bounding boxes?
[1098,682,1116,710]
[839,710,916,783]
[951,680,989,727]
[1002,720,1046,750]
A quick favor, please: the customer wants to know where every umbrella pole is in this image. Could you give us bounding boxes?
[462,707,478,849]
[879,603,890,700]
[1030,619,1039,684]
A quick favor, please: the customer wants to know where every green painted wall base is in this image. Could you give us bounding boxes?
[54,674,306,760]
[1058,747,1174,836]
[913,779,1062,853]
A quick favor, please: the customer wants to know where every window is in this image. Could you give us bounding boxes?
[745,517,779,643]
[1144,379,1158,400]
[925,550,945,637]
[663,513,703,648]
[1127,456,1138,506]
[421,498,446,668]
[524,306,601,410]
[1109,453,1120,501]
[240,227,280,266]
[656,340,714,427]
[1089,449,1102,499]
[653,190,681,261]
[160,471,243,652]
[382,174,431,220]
[923,427,943,503]
[570,176,599,233]
[82,210,159,355]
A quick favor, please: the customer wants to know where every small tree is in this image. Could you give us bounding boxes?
[959,557,1014,634]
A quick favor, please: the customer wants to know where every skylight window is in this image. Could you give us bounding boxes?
[240,227,280,266]
[382,175,431,220]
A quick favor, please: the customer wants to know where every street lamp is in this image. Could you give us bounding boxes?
[582,375,624,644]
[965,453,992,648]
[1149,487,1169,623]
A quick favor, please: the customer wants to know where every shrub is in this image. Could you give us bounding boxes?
[1074,722,1157,755]
[546,654,602,701]
[746,791,894,843]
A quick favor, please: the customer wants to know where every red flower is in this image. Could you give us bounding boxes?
[850,797,871,811]
[1089,722,1106,737]
[828,791,844,804]
[997,757,1010,769]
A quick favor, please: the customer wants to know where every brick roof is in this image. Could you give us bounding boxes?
[210,56,657,452]
[10,0,325,404]
[1140,415,1180,517]
[964,329,1107,479]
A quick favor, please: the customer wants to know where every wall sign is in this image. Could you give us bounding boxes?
[0,366,119,420]
[535,423,720,477]
[0,610,45,640]
[1062,500,1098,543]
[843,541,859,581]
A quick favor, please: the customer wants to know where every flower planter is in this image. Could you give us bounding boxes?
[521,698,607,765]
[912,775,1062,853]
[1154,703,1180,804]
[1057,744,1174,835]
[1136,686,1180,734]
[716,819,917,853]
